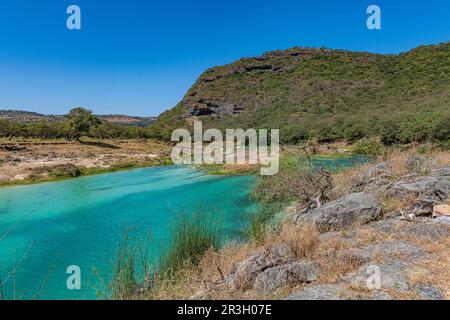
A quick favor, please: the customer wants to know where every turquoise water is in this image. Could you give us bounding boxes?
[310,154,371,171]
[0,166,256,300]
[0,154,369,300]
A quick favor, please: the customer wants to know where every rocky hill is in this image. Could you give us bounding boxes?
[151,42,450,143]
[0,110,156,127]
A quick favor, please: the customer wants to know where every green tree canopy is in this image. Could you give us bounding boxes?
[67,107,101,141]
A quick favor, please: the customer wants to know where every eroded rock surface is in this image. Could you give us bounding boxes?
[295,192,383,232]
[253,261,317,294]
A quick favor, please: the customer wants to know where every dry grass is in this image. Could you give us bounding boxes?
[277,224,320,260]
[147,223,367,299]
[409,236,450,299]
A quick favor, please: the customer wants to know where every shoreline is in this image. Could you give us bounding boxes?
[0,157,173,188]
[0,139,374,188]
[0,138,172,188]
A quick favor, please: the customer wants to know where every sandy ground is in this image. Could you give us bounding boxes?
[0,139,171,182]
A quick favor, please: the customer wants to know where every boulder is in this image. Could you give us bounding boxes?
[414,285,444,300]
[342,239,432,294]
[229,244,295,290]
[253,261,317,294]
[385,175,450,203]
[429,165,450,177]
[286,283,392,300]
[354,162,392,188]
[359,240,431,261]
[370,217,449,239]
[344,259,412,291]
[287,284,345,300]
[401,220,449,239]
[296,192,383,232]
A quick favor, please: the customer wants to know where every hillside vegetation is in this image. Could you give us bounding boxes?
[150,42,450,145]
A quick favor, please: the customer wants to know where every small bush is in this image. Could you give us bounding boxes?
[417,144,431,154]
[50,164,81,178]
[352,137,384,156]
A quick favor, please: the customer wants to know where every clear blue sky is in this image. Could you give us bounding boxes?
[1,0,449,116]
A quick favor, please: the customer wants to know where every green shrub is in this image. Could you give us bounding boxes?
[417,144,431,154]
[352,137,384,156]
[49,164,81,178]
[280,125,310,144]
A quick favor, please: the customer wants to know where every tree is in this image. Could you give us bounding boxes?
[67,107,101,141]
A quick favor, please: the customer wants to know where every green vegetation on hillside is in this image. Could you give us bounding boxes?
[150,42,450,145]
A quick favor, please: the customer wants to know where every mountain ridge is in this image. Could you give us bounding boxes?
[150,41,450,143]
[0,110,156,127]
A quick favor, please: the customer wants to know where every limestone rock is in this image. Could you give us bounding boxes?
[287,284,345,300]
[287,283,392,300]
[253,261,317,294]
[415,285,444,300]
[385,175,450,203]
[230,244,295,290]
[296,192,383,232]
[344,259,412,291]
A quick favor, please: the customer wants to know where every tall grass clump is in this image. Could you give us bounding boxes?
[108,229,152,300]
[157,209,222,278]
[245,204,280,243]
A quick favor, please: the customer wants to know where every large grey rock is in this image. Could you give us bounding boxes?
[296,192,383,232]
[344,240,431,292]
[344,259,412,291]
[229,244,295,290]
[287,284,345,300]
[385,175,450,203]
[429,165,450,177]
[253,261,317,294]
[414,284,444,300]
[287,283,392,300]
[354,162,392,190]
[401,220,449,238]
[358,240,431,261]
[385,168,450,218]
[370,217,449,239]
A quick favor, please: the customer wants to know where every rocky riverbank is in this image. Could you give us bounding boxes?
[148,149,449,300]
